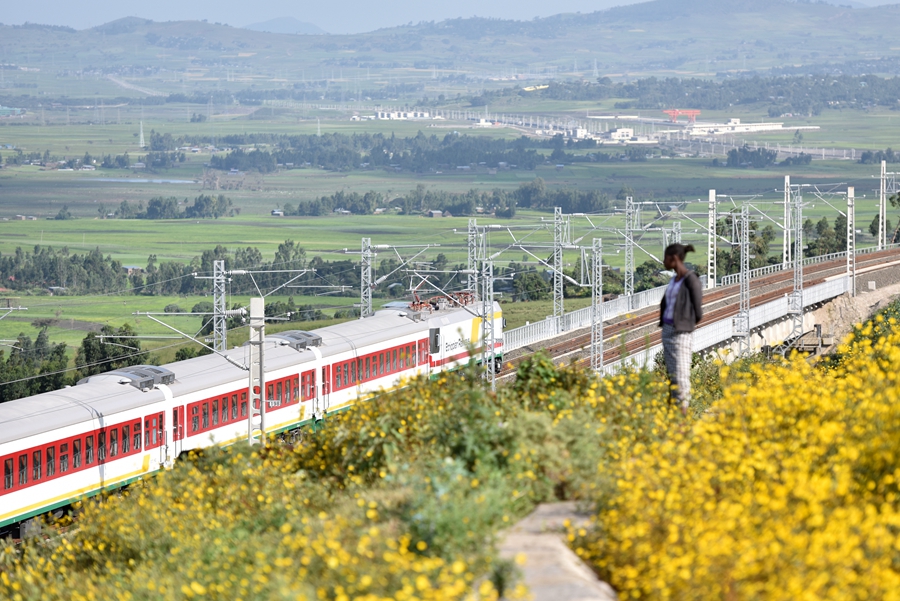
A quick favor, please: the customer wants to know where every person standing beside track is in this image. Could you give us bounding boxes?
[659,243,703,415]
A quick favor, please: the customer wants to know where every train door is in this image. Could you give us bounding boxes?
[172,406,184,458]
[301,369,315,422]
[429,328,442,373]
[321,365,331,414]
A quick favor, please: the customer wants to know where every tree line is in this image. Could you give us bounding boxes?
[281,179,609,217]
[113,194,235,220]
[208,131,544,173]
[472,73,900,116]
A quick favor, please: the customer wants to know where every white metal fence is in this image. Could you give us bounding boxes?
[598,276,850,372]
[719,244,900,287]
[504,276,706,352]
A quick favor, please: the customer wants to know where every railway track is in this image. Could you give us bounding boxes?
[499,248,900,377]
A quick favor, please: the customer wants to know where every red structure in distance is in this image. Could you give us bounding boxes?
[663,109,701,123]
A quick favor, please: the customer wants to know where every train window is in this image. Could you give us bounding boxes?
[18,455,27,486]
[110,429,118,458]
[267,384,274,404]
[350,361,357,384]
[379,354,384,375]
[32,450,41,481]
[152,417,158,446]
[333,365,340,390]
[133,424,141,451]
[275,382,282,402]
[393,350,398,371]
[72,440,80,468]
[60,444,69,473]
[98,432,106,461]
[85,437,94,464]
[365,357,371,379]
[285,381,292,404]
[202,404,209,430]
[122,426,130,454]
[241,396,248,418]
[232,395,238,420]
[4,458,12,490]
[212,400,219,426]
[221,397,228,422]
[46,446,55,476]
[191,406,199,432]
[293,378,299,402]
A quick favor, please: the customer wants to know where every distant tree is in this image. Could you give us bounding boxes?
[72,324,143,382]
[54,205,73,220]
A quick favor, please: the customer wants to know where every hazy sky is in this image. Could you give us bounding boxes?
[2,0,644,34]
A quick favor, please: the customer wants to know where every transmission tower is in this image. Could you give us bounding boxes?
[139,121,145,149]
[847,186,856,297]
[880,160,899,248]
[707,190,717,289]
[480,258,496,391]
[553,206,566,322]
[776,184,806,355]
[672,221,682,244]
[467,219,478,292]
[732,204,751,357]
[212,260,228,352]
[624,197,636,298]
[590,238,604,372]
[360,238,375,318]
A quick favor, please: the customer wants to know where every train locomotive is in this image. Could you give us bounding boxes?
[0,293,502,534]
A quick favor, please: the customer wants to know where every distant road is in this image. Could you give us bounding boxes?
[106,75,166,97]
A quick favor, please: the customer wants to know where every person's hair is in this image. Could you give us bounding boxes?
[664,243,695,261]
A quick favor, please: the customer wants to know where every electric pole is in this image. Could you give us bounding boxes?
[590,238,604,372]
[247,298,266,446]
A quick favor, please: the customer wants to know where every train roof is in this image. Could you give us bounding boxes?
[0,379,166,446]
[0,303,491,447]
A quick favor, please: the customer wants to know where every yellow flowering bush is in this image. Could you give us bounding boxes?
[574,320,900,599]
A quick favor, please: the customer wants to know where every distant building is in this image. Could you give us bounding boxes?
[374,110,431,120]
[271,209,284,217]
[609,128,634,141]
[427,210,443,218]
[0,106,25,117]
[132,162,146,169]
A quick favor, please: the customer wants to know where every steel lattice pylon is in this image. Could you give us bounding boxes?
[212,260,227,352]
[672,221,682,245]
[467,219,478,292]
[707,190,717,290]
[847,187,856,297]
[553,207,565,323]
[480,259,496,391]
[776,184,806,355]
[880,160,899,248]
[590,238,604,372]
[624,197,636,298]
[360,238,375,318]
[732,204,751,358]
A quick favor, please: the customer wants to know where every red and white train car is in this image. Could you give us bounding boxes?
[0,298,502,534]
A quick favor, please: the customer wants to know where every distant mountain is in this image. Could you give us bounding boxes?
[244,17,326,35]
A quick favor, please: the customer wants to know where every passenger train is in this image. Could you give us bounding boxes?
[0,293,502,534]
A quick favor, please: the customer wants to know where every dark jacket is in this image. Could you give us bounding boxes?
[659,271,703,332]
